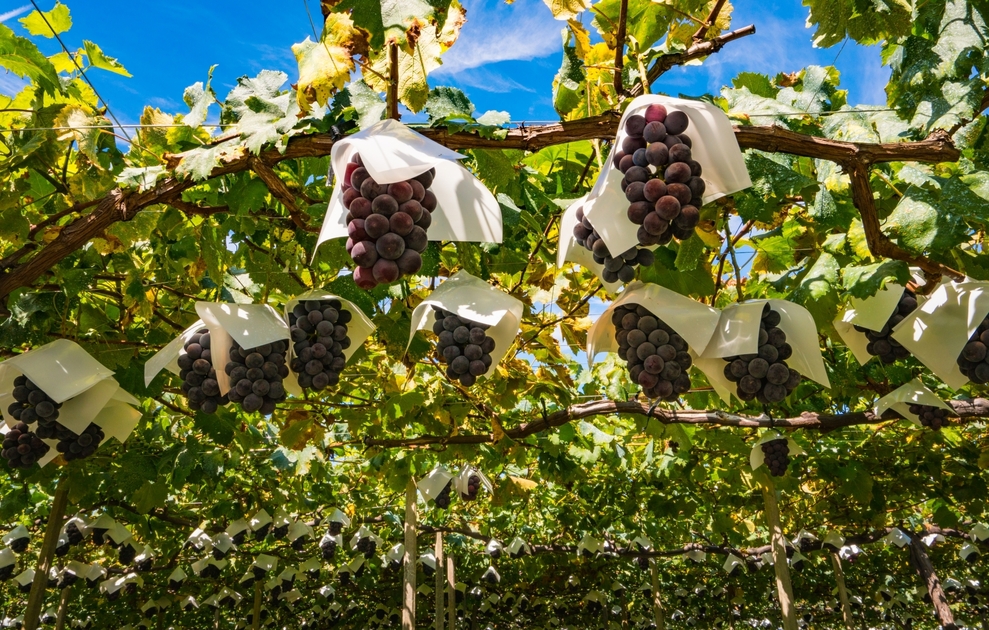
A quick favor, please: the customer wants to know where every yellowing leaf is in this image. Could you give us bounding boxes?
[438,0,467,50]
[543,0,591,20]
[508,476,537,491]
[366,24,443,113]
[83,40,131,77]
[19,2,72,38]
[293,13,366,114]
[567,19,591,59]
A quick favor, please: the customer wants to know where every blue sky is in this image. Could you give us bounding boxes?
[0,0,890,127]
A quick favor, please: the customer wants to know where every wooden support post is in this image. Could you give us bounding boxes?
[54,587,70,630]
[650,559,665,630]
[907,533,957,629]
[446,555,456,630]
[24,476,69,630]
[387,42,400,121]
[156,608,165,630]
[435,532,445,630]
[252,580,262,630]
[830,553,853,629]
[613,0,628,97]
[760,475,797,630]
[402,478,418,630]
[214,606,220,630]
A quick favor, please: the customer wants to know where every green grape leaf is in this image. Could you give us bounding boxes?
[82,40,131,76]
[19,2,72,38]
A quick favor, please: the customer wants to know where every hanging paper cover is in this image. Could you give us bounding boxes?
[749,431,804,471]
[348,526,383,550]
[253,554,278,575]
[723,554,744,575]
[823,531,845,551]
[874,379,956,428]
[249,509,272,536]
[507,537,532,558]
[556,196,624,294]
[384,543,404,569]
[971,523,989,541]
[2,525,29,550]
[891,279,989,389]
[685,549,706,563]
[317,118,502,254]
[407,270,524,384]
[883,528,911,548]
[0,340,140,467]
[960,543,980,562]
[418,550,436,572]
[697,299,829,403]
[833,278,922,365]
[486,539,504,558]
[922,533,946,547]
[577,534,604,557]
[582,94,751,259]
[288,520,313,543]
[417,465,455,503]
[282,290,376,396]
[454,466,494,501]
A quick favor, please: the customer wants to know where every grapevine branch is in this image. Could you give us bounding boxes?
[362,397,989,448]
[0,115,962,303]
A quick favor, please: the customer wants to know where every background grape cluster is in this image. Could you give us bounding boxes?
[225,339,289,414]
[614,104,704,246]
[854,289,916,363]
[355,536,377,558]
[572,204,654,283]
[907,403,954,430]
[289,299,353,392]
[761,438,791,476]
[612,303,692,401]
[432,307,496,387]
[434,480,453,508]
[7,375,60,426]
[48,422,104,462]
[179,329,228,414]
[722,305,802,403]
[321,535,338,560]
[2,421,49,469]
[460,473,481,500]
[958,314,989,383]
[342,153,433,289]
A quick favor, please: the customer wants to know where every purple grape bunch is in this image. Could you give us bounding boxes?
[342,153,433,289]
[572,204,654,284]
[761,438,790,476]
[613,303,693,401]
[722,304,803,404]
[2,421,49,469]
[957,314,989,384]
[179,329,228,414]
[907,403,953,430]
[224,339,289,414]
[289,299,353,392]
[432,307,496,387]
[613,104,704,246]
[853,288,916,363]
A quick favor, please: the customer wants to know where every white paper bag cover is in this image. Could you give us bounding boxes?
[318,118,502,251]
[0,339,114,405]
[556,196,623,295]
[834,283,916,365]
[874,379,955,426]
[194,301,291,396]
[144,319,206,387]
[583,94,752,256]
[587,282,721,364]
[891,280,989,389]
[406,270,524,372]
[417,465,454,501]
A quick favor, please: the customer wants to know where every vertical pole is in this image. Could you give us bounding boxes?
[213,606,220,630]
[446,556,456,630]
[613,0,628,97]
[402,478,417,630]
[156,608,165,630]
[54,587,70,630]
[760,475,797,630]
[387,43,400,121]
[24,476,69,630]
[650,559,665,630]
[830,553,853,629]
[252,580,262,630]
[434,532,445,630]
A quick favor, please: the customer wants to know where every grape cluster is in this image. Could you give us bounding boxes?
[907,404,954,430]
[118,544,137,565]
[342,153,433,289]
[958,314,989,383]
[321,537,338,561]
[179,329,228,413]
[65,521,84,545]
[432,307,496,387]
[612,303,692,401]
[434,481,453,509]
[253,522,271,540]
[7,375,61,426]
[460,473,481,501]
[328,521,343,536]
[613,105,704,246]
[761,439,790,476]
[289,299,352,391]
[2,422,49,469]
[636,556,650,571]
[722,305,802,403]
[572,205,654,284]
[291,535,307,551]
[854,289,916,363]
[272,522,289,540]
[356,536,377,558]
[224,339,289,414]
[43,423,104,461]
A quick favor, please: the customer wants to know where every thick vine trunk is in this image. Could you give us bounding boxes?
[24,477,69,630]
[907,534,957,629]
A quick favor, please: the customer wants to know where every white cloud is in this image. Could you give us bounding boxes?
[447,66,536,93]
[0,5,30,23]
[435,0,563,76]
[0,72,27,97]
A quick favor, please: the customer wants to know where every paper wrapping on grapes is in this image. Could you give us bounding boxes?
[833,284,909,365]
[317,118,502,253]
[723,554,744,574]
[282,290,376,396]
[698,299,830,403]
[195,302,291,396]
[577,534,604,556]
[891,280,989,390]
[749,430,804,471]
[873,378,954,427]
[586,281,721,366]
[823,531,845,549]
[454,466,493,497]
[556,196,623,295]
[144,319,206,387]
[327,507,351,527]
[252,554,278,573]
[249,509,272,531]
[417,464,454,502]
[406,270,523,372]
[349,525,384,550]
[583,95,752,256]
